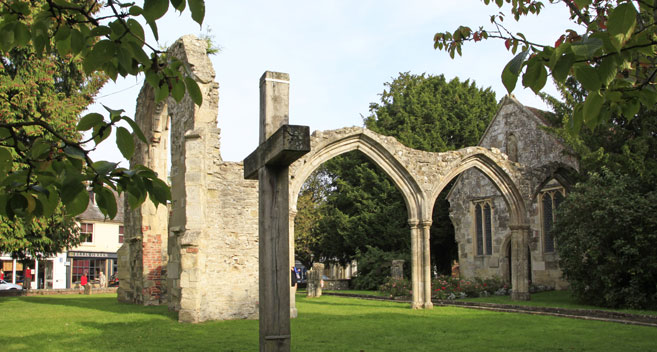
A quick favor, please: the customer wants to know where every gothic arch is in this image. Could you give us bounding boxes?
[289,128,423,221]
[428,151,528,227]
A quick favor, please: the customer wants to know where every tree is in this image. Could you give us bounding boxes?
[364,72,497,275]
[552,169,657,309]
[539,77,657,308]
[434,0,657,136]
[0,0,206,255]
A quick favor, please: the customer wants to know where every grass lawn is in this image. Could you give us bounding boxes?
[463,290,657,316]
[322,289,388,297]
[0,293,655,351]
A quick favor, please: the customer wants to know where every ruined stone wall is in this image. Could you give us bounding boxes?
[118,81,169,306]
[448,97,577,289]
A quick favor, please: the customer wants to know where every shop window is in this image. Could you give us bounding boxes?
[72,258,103,283]
[80,223,93,243]
[540,188,565,253]
[118,225,124,243]
[474,199,493,256]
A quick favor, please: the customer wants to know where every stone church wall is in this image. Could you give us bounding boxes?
[448,98,577,289]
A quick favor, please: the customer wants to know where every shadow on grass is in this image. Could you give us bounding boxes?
[10,294,178,319]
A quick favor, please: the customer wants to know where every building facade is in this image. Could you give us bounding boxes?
[447,97,578,289]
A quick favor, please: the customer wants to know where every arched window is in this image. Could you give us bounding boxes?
[474,199,493,256]
[540,188,565,253]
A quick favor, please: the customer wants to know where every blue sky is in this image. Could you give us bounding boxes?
[88,1,574,163]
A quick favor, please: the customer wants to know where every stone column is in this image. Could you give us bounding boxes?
[510,225,531,300]
[420,220,433,309]
[289,209,298,318]
[391,260,404,280]
[408,219,422,309]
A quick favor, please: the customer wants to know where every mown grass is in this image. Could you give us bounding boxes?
[1,293,656,351]
[462,290,657,316]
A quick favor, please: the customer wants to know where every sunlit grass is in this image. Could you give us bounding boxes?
[1,293,656,351]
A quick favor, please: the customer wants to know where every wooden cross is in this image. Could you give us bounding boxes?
[244,71,310,352]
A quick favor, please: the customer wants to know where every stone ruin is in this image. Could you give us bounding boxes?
[118,35,577,322]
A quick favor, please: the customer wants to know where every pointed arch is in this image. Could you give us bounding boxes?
[289,129,422,220]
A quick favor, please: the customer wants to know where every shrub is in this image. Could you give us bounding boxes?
[379,277,412,298]
[378,274,508,300]
[352,246,411,290]
[553,169,657,309]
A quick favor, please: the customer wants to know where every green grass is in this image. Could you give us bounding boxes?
[1,293,656,351]
[322,289,389,297]
[463,290,657,316]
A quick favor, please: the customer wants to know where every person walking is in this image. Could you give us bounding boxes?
[23,266,32,290]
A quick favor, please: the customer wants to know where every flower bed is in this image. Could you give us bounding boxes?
[379,275,510,300]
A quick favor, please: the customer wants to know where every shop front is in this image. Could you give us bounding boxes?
[66,251,117,288]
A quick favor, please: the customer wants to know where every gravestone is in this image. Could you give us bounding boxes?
[244,71,310,352]
[391,260,405,280]
[306,263,324,298]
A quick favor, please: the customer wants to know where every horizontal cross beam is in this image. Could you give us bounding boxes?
[244,124,311,180]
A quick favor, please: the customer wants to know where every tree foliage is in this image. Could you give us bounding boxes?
[435,0,657,135]
[0,0,205,255]
[553,169,657,309]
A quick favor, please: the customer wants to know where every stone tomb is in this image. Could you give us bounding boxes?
[120,35,574,323]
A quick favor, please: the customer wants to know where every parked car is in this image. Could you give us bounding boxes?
[0,279,22,290]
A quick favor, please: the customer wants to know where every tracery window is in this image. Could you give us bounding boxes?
[540,188,565,253]
[474,199,493,256]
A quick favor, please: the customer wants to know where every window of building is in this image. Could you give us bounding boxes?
[540,188,565,253]
[118,225,124,243]
[80,223,93,243]
[474,199,493,256]
[72,259,103,283]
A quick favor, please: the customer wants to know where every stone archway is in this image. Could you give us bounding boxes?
[287,129,530,308]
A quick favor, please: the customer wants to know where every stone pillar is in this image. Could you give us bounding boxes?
[307,263,324,298]
[420,220,433,309]
[391,260,404,280]
[289,210,298,318]
[408,219,422,309]
[510,225,531,300]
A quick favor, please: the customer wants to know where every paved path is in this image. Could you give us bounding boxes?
[322,292,657,328]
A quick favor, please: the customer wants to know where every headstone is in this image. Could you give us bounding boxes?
[244,71,310,352]
[391,260,405,280]
[307,263,324,298]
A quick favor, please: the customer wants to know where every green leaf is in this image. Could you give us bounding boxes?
[95,187,117,219]
[102,105,125,119]
[155,82,169,102]
[582,91,603,128]
[143,0,169,22]
[116,127,135,159]
[597,56,617,87]
[30,138,51,159]
[621,99,640,120]
[77,113,104,131]
[126,19,145,42]
[184,76,203,105]
[0,147,12,175]
[188,0,205,25]
[571,37,603,57]
[37,189,58,218]
[501,50,529,93]
[171,79,185,102]
[127,41,151,67]
[171,0,186,11]
[121,116,148,144]
[63,145,86,160]
[568,104,584,135]
[65,187,90,217]
[607,2,638,51]
[574,65,601,92]
[522,58,547,94]
[13,22,30,47]
[551,53,575,82]
[70,29,84,54]
[146,177,171,206]
[92,161,119,176]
